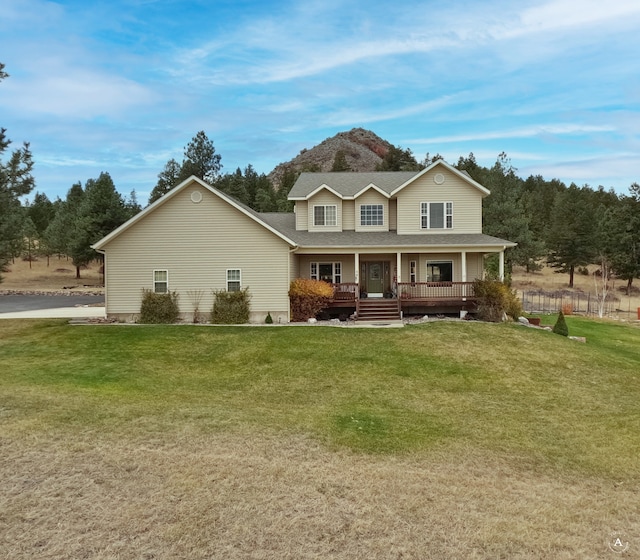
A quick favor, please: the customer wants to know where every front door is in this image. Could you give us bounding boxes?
[366,262,384,295]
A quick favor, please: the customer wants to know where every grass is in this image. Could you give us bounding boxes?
[1,317,639,558]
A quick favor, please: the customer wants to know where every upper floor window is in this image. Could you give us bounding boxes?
[227,269,241,292]
[360,204,384,226]
[421,202,453,229]
[313,205,337,226]
[153,270,168,293]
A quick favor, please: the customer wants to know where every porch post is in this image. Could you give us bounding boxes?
[396,252,402,283]
[461,250,467,297]
[354,252,360,287]
[499,249,505,281]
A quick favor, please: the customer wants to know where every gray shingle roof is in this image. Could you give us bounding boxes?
[288,171,418,198]
[259,213,516,249]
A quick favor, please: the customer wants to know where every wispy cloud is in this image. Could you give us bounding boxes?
[407,124,617,145]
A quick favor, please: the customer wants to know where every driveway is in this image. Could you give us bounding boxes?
[0,294,106,319]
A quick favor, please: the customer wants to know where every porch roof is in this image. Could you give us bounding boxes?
[259,213,516,250]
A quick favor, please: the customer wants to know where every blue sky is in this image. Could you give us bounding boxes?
[1,0,640,203]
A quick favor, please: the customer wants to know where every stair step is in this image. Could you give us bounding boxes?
[357,299,401,321]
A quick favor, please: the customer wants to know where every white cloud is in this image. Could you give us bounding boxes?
[407,124,616,145]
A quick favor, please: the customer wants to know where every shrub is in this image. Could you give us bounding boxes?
[211,288,251,324]
[561,303,573,316]
[289,278,334,322]
[473,278,522,322]
[265,312,273,324]
[552,310,569,336]
[139,289,180,323]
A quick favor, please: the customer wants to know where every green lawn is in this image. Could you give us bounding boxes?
[2,317,639,478]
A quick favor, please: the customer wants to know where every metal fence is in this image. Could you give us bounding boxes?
[520,290,616,316]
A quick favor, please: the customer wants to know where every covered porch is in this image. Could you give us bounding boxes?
[296,247,508,317]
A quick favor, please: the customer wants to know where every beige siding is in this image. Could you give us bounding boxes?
[342,200,355,231]
[389,199,397,231]
[466,253,483,280]
[308,190,342,232]
[102,183,291,323]
[295,202,308,231]
[396,168,483,234]
[354,190,389,232]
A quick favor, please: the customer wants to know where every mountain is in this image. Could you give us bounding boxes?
[268,128,394,189]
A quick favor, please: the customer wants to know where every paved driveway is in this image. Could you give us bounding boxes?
[0,294,105,313]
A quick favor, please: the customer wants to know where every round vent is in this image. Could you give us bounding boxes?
[191,191,203,203]
[434,173,445,185]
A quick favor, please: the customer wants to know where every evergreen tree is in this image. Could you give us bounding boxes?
[376,145,423,171]
[599,184,640,294]
[331,150,351,171]
[27,192,56,236]
[148,132,222,205]
[69,172,128,278]
[44,183,84,261]
[480,154,544,274]
[546,184,598,287]
[148,158,181,204]
[179,130,222,184]
[0,63,36,281]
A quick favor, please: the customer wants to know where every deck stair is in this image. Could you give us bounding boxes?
[357,298,401,322]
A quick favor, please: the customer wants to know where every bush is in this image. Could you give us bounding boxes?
[211,288,251,324]
[473,278,522,322]
[139,289,180,323]
[265,312,273,324]
[289,278,334,322]
[552,310,569,336]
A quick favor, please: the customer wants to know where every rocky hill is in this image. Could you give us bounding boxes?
[268,128,393,189]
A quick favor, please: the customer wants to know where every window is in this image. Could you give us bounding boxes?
[227,269,241,292]
[310,262,341,283]
[421,202,453,229]
[313,205,337,226]
[426,261,453,282]
[360,204,384,226]
[410,260,417,284]
[153,270,168,293]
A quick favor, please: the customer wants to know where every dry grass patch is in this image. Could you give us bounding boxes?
[512,265,640,321]
[1,431,638,560]
[0,257,103,292]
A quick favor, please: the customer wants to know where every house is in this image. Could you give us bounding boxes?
[92,159,516,322]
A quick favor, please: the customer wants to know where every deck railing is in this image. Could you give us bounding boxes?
[397,281,475,300]
[331,282,359,301]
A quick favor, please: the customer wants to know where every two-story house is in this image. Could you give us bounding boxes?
[93,159,516,322]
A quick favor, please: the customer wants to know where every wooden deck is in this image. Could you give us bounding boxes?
[327,282,476,311]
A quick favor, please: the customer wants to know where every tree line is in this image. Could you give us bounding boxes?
[1,62,639,290]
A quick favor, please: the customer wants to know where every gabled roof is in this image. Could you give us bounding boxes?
[92,176,297,251]
[287,160,490,200]
[288,172,416,199]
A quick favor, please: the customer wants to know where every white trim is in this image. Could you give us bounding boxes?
[352,183,390,199]
[420,201,453,230]
[302,183,344,200]
[389,160,491,197]
[310,261,342,283]
[226,268,242,292]
[426,260,454,282]
[153,269,169,293]
[359,203,384,226]
[313,204,338,227]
